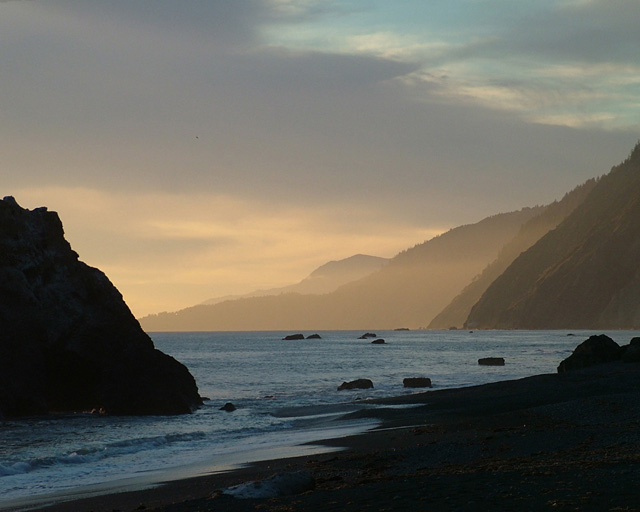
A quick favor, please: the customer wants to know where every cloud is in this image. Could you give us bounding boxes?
[3,1,638,316]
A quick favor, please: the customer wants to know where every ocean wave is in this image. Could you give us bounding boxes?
[0,430,208,478]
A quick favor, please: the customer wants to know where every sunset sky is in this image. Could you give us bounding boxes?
[3,0,639,317]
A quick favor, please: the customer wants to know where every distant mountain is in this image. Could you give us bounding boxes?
[429,178,597,329]
[139,207,542,331]
[200,254,389,306]
[466,142,640,329]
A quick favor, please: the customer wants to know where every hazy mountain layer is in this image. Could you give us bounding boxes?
[466,143,640,329]
[429,178,597,329]
[199,254,389,306]
[140,207,542,331]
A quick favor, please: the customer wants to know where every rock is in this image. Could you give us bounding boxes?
[282,334,305,340]
[630,337,640,346]
[371,339,386,344]
[478,357,505,366]
[403,377,432,388]
[219,402,236,412]
[620,344,640,363]
[358,332,377,339]
[337,378,374,391]
[216,471,315,499]
[0,197,202,417]
[557,334,621,372]
[306,334,322,339]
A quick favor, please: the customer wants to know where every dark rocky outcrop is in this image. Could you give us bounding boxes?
[337,378,374,391]
[220,402,236,412]
[358,333,377,339]
[557,334,621,372]
[478,357,505,366]
[403,377,432,388]
[306,334,322,339]
[371,339,386,344]
[282,334,305,340]
[0,197,202,418]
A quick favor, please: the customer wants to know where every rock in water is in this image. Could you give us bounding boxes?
[337,378,374,390]
[403,377,432,388]
[478,357,505,366]
[0,197,202,417]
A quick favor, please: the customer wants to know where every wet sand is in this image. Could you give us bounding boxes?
[22,362,640,512]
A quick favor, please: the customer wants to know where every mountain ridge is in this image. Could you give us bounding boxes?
[139,206,542,331]
[199,254,389,306]
[466,142,640,329]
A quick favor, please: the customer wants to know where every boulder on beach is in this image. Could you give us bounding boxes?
[478,357,505,366]
[557,334,621,372]
[403,377,432,388]
[371,339,386,344]
[358,333,377,339]
[338,378,374,391]
[282,334,305,340]
[0,197,202,418]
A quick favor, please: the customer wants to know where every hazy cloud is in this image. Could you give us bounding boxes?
[2,0,638,315]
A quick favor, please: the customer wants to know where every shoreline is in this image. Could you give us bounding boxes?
[14,360,640,512]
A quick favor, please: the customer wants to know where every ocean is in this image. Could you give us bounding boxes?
[1,329,637,509]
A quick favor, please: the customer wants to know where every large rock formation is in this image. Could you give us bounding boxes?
[0,197,202,418]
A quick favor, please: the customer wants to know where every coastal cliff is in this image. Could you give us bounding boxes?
[0,197,202,417]
[466,142,640,329]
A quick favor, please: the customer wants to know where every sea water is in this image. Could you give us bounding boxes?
[1,329,637,508]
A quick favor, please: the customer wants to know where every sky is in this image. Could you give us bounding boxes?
[2,0,639,317]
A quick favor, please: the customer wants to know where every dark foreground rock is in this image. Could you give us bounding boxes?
[0,197,202,418]
[338,378,374,391]
[557,334,621,372]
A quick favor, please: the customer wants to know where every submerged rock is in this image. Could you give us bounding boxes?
[0,197,202,417]
[337,378,374,390]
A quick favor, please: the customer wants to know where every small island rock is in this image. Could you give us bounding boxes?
[306,334,322,339]
[403,377,432,388]
[220,402,237,412]
[371,339,386,344]
[358,333,377,339]
[282,334,305,340]
[478,357,505,366]
[337,378,374,391]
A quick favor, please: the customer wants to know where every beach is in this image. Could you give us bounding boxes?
[26,360,640,512]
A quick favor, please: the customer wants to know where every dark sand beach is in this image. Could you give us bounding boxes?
[25,362,640,512]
